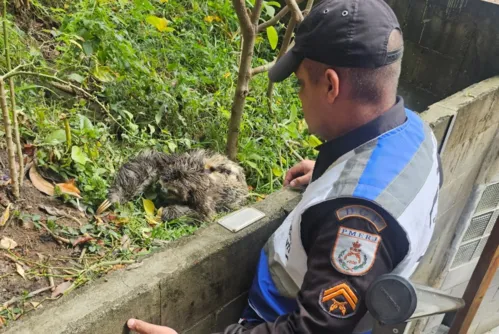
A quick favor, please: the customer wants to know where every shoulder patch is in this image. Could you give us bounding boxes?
[336,205,387,232]
[331,227,381,276]
[319,281,359,318]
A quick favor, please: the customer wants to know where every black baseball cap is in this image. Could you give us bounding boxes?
[268,0,403,82]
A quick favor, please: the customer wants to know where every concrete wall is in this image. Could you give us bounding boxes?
[0,189,301,334]
[409,76,499,333]
[385,0,499,112]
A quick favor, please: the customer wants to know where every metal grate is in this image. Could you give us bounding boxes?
[472,237,489,259]
[462,212,493,242]
[452,240,479,268]
[485,210,498,235]
[475,182,499,213]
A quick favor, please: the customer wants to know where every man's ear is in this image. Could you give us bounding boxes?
[325,69,339,103]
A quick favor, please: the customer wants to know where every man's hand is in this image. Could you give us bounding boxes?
[284,160,316,188]
[127,319,178,334]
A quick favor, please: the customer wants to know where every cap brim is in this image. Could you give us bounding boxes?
[268,48,304,83]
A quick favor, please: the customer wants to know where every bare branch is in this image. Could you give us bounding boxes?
[285,0,304,22]
[0,79,19,198]
[251,60,276,76]
[258,0,306,32]
[258,7,290,32]
[232,0,253,36]
[0,62,32,80]
[251,0,265,25]
[250,41,295,76]
[303,0,314,16]
[3,0,24,187]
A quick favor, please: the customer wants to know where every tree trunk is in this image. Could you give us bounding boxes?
[226,30,256,161]
[226,0,263,161]
[3,0,23,186]
[8,78,23,186]
[0,79,19,199]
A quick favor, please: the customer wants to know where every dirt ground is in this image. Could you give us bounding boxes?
[0,148,92,322]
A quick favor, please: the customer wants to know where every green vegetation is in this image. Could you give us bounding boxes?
[4,0,318,200]
[0,0,320,287]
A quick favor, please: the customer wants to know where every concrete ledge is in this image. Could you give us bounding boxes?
[1,189,301,334]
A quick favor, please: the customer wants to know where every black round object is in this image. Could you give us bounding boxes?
[365,274,417,325]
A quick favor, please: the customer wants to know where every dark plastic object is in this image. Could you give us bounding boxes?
[365,274,417,325]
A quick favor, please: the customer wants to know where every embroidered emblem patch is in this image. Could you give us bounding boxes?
[336,205,387,232]
[319,281,359,318]
[331,227,381,276]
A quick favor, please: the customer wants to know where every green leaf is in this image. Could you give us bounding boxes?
[142,198,155,216]
[78,115,94,130]
[264,3,275,17]
[266,1,281,7]
[266,26,278,50]
[93,66,114,83]
[146,15,171,32]
[245,160,264,177]
[45,129,67,145]
[167,141,177,153]
[67,73,85,83]
[71,146,90,165]
[272,166,283,177]
[82,41,93,56]
[308,135,322,148]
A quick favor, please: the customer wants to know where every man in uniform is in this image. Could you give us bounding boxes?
[126,0,442,333]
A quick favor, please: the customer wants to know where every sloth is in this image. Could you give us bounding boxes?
[97,149,249,222]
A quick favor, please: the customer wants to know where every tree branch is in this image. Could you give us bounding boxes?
[251,61,276,76]
[250,41,295,76]
[257,0,306,32]
[285,0,304,22]
[303,0,314,16]
[3,0,23,189]
[0,80,19,198]
[251,0,265,26]
[258,6,289,32]
[232,0,253,37]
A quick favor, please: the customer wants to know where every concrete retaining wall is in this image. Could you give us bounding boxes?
[385,0,499,112]
[410,76,499,333]
[0,189,301,334]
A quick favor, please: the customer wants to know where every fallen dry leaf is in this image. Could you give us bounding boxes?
[30,301,42,309]
[16,263,26,280]
[0,203,11,227]
[29,164,55,196]
[0,316,5,328]
[121,234,131,250]
[72,235,93,247]
[23,144,36,157]
[55,179,82,198]
[39,205,66,217]
[0,237,18,250]
[51,281,72,298]
[94,215,104,225]
[111,264,125,271]
[145,215,160,226]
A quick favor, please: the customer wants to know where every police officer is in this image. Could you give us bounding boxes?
[126,0,442,333]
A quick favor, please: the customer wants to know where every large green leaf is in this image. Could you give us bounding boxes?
[45,129,67,145]
[266,26,278,50]
[71,146,90,165]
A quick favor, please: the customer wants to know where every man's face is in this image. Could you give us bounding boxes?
[294,61,331,139]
